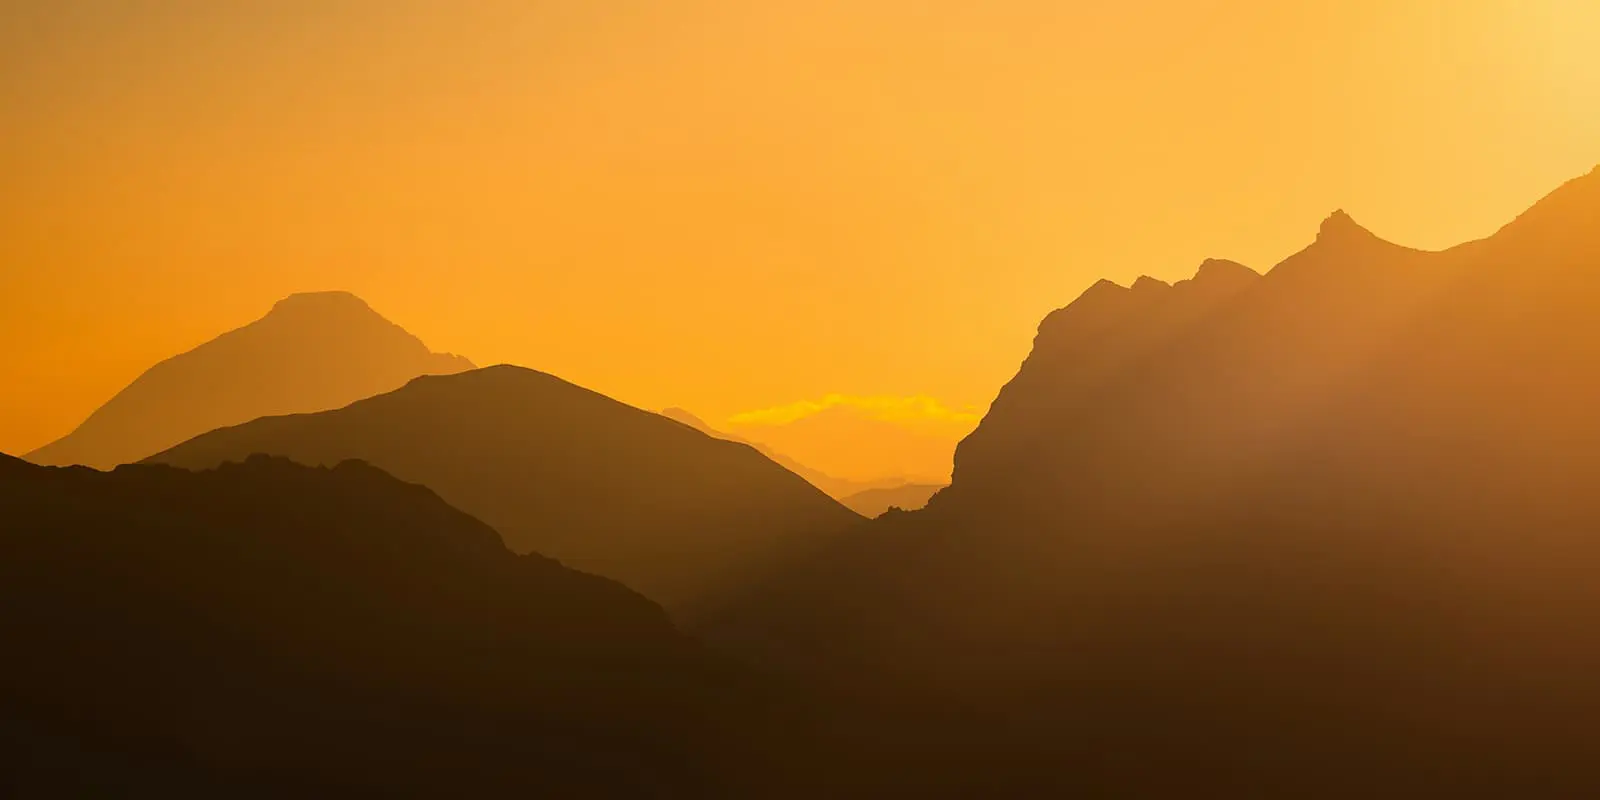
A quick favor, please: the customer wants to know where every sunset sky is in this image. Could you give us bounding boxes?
[3,0,1596,458]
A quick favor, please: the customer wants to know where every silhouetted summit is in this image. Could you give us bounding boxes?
[269,289,380,314]
[711,166,1600,796]
[1316,207,1366,239]
[1191,256,1257,283]
[148,365,862,618]
[0,454,838,796]
[26,292,472,469]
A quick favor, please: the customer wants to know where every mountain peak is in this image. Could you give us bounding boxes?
[268,291,376,317]
[27,292,473,469]
[1132,276,1170,293]
[1077,278,1129,302]
[1194,258,1257,282]
[1317,209,1372,242]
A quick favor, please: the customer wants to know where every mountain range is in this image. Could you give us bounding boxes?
[9,165,1600,796]
[0,453,846,796]
[147,366,863,619]
[705,165,1600,795]
[26,292,473,470]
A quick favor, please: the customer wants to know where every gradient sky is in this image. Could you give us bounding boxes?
[2,0,1597,457]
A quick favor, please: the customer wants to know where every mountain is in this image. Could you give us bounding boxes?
[147,366,863,618]
[0,453,833,796]
[708,166,1600,795]
[660,407,908,499]
[838,483,945,517]
[725,404,967,486]
[25,291,473,470]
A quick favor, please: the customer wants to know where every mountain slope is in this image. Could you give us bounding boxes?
[148,366,863,618]
[26,292,473,469]
[659,407,907,499]
[838,483,944,517]
[709,166,1600,795]
[0,453,824,796]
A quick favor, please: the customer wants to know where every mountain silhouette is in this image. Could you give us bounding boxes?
[660,406,910,499]
[725,404,965,486]
[25,292,473,470]
[708,165,1600,795]
[837,482,944,517]
[147,366,863,618]
[0,453,837,796]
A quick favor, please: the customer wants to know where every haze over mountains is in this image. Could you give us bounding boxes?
[8,0,1598,793]
[7,165,1600,795]
[149,366,863,618]
[659,407,935,513]
[836,482,945,518]
[25,292,473,470]
[724,401,968,486]
[707,165,1600,794]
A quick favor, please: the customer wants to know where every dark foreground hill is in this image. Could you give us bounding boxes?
[27,292,472,470]
[0,453,835,797]
[706,166,1600,795]
[147,366,863,619]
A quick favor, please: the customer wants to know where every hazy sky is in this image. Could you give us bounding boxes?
[2,0,1596,456]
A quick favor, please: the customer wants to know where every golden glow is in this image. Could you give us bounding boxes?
[725,394,980,480]
[728,395,983,428]
[2,1,1597,460]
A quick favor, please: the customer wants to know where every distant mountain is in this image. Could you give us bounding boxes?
[26,292,473,470]
[660,407,908,499]
[838,483,944,518]
[0,453,831,796]
[148,366,862,618]
[725,404,966,486]
[708,166,1600,795]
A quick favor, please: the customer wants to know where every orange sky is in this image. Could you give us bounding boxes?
[2,0,1597,458]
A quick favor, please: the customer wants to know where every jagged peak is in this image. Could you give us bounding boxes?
[1193,258,1258,282]
[1038,277,1145,336]
[1293,208,1421,261]
[1171,258,1260,297]
[1316,209,1376,243]
[1039,257,1260,338]
[1079,277,1128,298]
[1131,275,1170,293]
